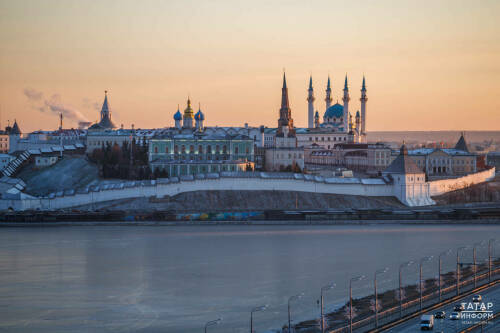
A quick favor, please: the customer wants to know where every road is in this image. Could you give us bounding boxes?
[384,283,500,332]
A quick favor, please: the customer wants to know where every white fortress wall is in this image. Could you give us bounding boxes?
[0,175,394,211]
[428,167,496,197]
[0,168,495,211]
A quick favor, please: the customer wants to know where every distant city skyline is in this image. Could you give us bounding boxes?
[1,0,499,132]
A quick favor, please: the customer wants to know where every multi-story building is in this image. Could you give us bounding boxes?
[0,132,10,153]
[148,98,254,176]
[305,143,392,172]
[407,133,477,177]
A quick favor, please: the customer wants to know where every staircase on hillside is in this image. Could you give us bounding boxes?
[1,151,31,177]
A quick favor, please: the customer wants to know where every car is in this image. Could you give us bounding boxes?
[472,295,482,303]
[434,311,446,319]
[420,314,434,330]
[450,312,461,320]
[453,304,465,312]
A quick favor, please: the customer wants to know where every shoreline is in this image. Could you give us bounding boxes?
[2,218,500,227]
[1,204,500,226]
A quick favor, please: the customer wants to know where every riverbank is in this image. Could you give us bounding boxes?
[1,203,500,225]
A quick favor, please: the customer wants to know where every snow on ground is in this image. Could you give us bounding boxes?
[18,156,101,196]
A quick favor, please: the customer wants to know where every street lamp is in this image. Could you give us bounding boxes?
[438,250,452,301]
[349,275,365,333]
[489,239,496,283]
[419,256,433,312]
[399,260,414,318]
[473,241,486,289]
[374,267,388,329]
[250,305,268,333]
[456,246,470,296]
[320,283,335,333]
[288,293,304,333]
[205,318,222,333]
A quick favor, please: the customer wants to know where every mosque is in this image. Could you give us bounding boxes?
[296,75,367,148]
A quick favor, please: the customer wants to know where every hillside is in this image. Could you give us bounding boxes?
[433,175,500,205]
[17,156,101,196]
[74,190,405,212]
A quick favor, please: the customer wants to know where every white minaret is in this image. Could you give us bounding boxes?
[325,76,332,110]
[360,76,368,140]
[342,75,350,132]
[307,76,315,128]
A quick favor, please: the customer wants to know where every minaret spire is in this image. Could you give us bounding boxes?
[307,75,315,128]
[325,75,332,109]
[360,75,368,142]
[342,74,350,132]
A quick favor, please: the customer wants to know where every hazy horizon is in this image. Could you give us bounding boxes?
[1,0,499,132]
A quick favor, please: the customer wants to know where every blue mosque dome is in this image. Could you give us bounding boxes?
[324,103,344,118]
[174,110,182,121]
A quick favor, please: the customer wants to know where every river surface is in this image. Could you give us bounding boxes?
[0,224,499,332]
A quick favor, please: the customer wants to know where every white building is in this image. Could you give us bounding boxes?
[0,154,15,170]
[297,75,367,148]
[383,144,434,206]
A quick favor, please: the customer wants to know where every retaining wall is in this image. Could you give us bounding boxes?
[428,167,496,196]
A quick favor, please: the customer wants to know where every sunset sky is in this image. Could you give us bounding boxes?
[1,0,499,132]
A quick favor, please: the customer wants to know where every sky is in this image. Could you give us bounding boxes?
[1,0,499,132]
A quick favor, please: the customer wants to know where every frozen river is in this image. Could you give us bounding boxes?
[0,224,499,332]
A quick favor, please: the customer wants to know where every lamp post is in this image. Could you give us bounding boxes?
[320,283,335,333]
[473,242,485,289]
[349,275,365,333]
[399,261,414,318]
[489,239,496,283]
[419,256,433,312]
[205,318,222,333]
[456,246,469,296]
[250,305,267,333]
[438,250,452,302]
[288,293,304,333]
[374,268,388,329]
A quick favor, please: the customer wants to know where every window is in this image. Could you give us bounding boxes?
[223,145,227,154]
[154,147,158,153]
[207,145,212,153]
[190,145,194,153]
[245,147,249,154]
[181,145,185,153]
[216,145,220,153]
[165,147,169,153]
[235,147,239,154]
[199,145,203,153]
[174,145,178,154]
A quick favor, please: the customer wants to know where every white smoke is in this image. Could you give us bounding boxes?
[23,88,89,122]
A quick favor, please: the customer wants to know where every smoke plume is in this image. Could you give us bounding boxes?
[23,88,89,122]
